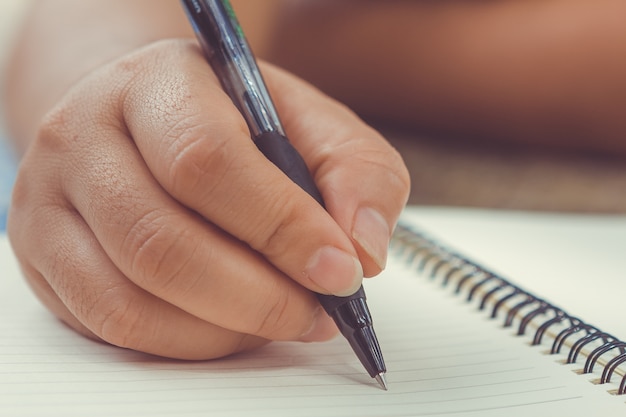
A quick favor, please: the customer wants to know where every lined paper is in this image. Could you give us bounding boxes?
[400,207,626,341]
[2,208,625,416]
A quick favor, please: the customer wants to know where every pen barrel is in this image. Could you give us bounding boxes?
[254,131,324,206]
[254,132,368,302]
[255,131,385,378]
[255,131,371,306]
[181,0,387,386]
[181,0,285,137]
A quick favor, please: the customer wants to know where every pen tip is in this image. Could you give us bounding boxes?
[375,373,388,391]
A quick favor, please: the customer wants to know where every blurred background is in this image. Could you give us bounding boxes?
[2,0,626,235]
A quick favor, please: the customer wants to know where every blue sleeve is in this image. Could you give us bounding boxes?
[0,137,17,232]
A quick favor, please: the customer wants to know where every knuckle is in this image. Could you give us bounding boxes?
[167,125,226,195]
[337,134,412,201]
[89,287,152,350]
[386,145,412,198]
[36,103,80,156]
[121,210,178,286]
[246,193,302,258]
[125,214,170,282]
[7,170,34,226]
[252,285,294,339]
[120,211,203,297]
[164,116,246,199]
[36,69,121,158]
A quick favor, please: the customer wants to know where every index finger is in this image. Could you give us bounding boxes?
[122,40,364,296]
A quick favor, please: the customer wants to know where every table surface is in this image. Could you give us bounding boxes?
[386,130,626,213]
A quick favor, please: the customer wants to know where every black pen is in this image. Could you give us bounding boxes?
[180,0,387,390]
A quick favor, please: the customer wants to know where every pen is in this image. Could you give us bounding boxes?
[180,0,387,390]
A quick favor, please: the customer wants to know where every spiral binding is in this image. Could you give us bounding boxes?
[391,223,626,395]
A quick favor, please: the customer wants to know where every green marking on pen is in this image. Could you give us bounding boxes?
[220,0,245,38]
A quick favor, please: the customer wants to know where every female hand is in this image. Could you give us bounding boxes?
[8,39,410,360]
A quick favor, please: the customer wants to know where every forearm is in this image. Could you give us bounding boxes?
[268,0,626,154]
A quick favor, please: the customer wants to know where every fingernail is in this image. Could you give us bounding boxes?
[299,308,339,342]
[305,246,363,296]
[352,207,390,270]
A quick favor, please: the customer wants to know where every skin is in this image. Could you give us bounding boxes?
[2,0,410,359]
[8,0,625,360]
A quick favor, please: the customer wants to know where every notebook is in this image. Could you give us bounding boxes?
[2,206,625,416]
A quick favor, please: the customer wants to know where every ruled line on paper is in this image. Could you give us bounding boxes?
[2,233,625,416]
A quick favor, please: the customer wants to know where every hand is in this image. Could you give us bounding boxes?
[8,39,410,360]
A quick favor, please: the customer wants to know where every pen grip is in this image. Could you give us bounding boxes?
[254,131,325,207]
[254,131,367,309]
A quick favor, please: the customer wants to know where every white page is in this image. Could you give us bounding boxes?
[2,209,626,416]
[400,207,626,340]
